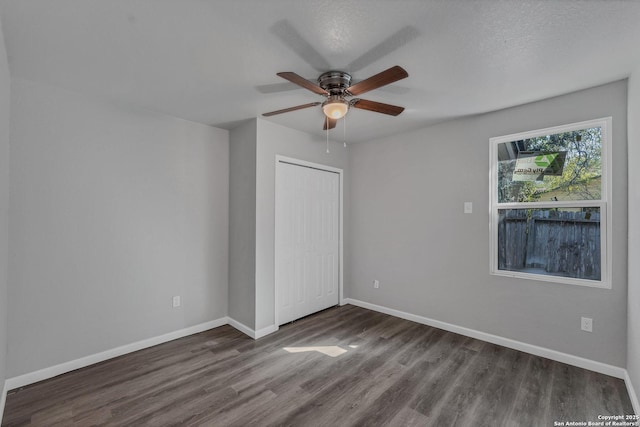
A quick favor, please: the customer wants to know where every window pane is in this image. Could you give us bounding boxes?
[497,208,601,281]
[497,127,602,203]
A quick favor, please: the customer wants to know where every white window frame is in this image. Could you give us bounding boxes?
[489,117,612,289]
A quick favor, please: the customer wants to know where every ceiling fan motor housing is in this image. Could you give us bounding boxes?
[318,71,352,96]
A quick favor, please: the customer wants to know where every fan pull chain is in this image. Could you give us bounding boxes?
[326,116,330,154]
[343,114,347,148]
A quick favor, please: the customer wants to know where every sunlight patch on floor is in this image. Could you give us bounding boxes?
[283,346,348,357]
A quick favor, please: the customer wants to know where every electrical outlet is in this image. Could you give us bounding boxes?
[373,279,380,289]
[172,296,181,308]
[581,317,593,332]
[464,202,473,214]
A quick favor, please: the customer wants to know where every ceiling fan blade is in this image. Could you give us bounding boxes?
[346,66,408,96]
[347,26,420,72]
[270,20,332,72]
[352,99,405,116]
[262,102,321,117]
[277,72,329,96]
[323,117,337,130]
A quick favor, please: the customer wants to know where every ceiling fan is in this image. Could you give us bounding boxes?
[262,65,409,130]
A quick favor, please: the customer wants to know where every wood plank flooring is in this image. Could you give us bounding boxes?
[1,305,635,426]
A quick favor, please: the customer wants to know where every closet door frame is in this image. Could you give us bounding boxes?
[274,155,344,327]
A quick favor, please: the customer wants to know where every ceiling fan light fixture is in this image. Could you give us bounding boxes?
[322,97,349,119]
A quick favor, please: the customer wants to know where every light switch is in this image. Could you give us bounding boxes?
[464,202,473,214]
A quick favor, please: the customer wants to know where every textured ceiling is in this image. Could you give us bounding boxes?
[1,0,640,142]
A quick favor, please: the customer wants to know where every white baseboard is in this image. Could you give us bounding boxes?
[626,370,640,415]
[344,298,627,380]
[5,317,227,391]
[255,324,278,339]
[227,317,255,338]
[0,380,7,425]
[227,317,278,339]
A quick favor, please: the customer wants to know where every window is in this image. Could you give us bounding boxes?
[489,118,611,288]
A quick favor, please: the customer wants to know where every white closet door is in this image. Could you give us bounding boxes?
[276,161,340,325]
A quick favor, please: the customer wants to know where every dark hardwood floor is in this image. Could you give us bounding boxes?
[1,305,634,426]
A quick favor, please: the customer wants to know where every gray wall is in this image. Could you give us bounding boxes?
[628,69,640,407]
[228,120,257,328]
[255,118,349,330]
[7,78,229,377]
[0,11,10,403]
[348,81,628,367]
